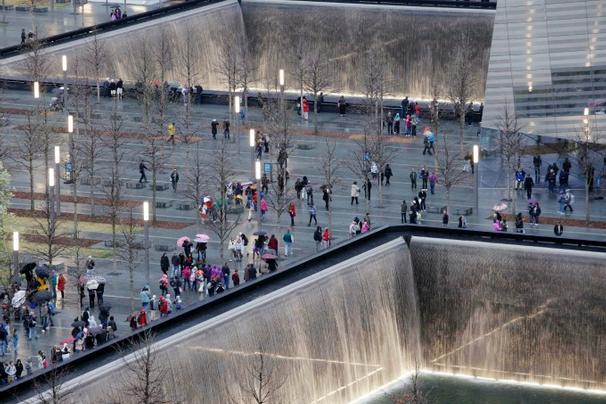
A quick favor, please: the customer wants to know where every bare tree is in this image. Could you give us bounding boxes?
[177,28,199,137]
[496,106,523,213]
[85,32,106,102]
[23,38,49,83]
[447,32,476,153]
[238,351,286,404]
[321,139,340,230]
[11,111,42,210]
[34,364,72,404]
[101,108,126,272]
[77,81,102,217]
[345,131,372,212]
[303,48,331,134]
[575,117,603,223]
[436,131,469,215]
[203,138,241,260]
[389,360,427,404]
[33,204,68,265]
[261,92,295,224]
[182,144,204,222]
[217,30,239,133]
[117,209,141,312]
[120,331,167,404]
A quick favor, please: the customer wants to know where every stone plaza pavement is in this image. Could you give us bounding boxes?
[1,88,605,369]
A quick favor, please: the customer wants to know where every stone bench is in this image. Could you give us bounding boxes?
[154,244,175,252]
[156,201,171,209]
[126,182,146,189]
[151,183,169,191]
[80,177,101,186]
[104,240,124,248]
[15,5,31,11]
[426,206,472,216]
[102,179,124,187]
[1,5,14,10]
[33,6,48,12]
[176,202,194,211]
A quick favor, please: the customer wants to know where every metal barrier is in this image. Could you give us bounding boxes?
[1,224,597,401]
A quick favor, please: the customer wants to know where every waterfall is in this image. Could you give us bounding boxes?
[68,237,421,403]
[410,236,606,391]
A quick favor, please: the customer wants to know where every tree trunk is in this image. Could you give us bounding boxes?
[29,161,35,211]
[585,181,590,224]
[152,165,157,224]
[72,177,78,239]
[459,111,465,153]
[313,91,318,135]
[96,80,100,102]
[89,168,96,216]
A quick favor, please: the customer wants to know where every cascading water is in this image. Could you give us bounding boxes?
[0,0,493,100]
[67,237,421,403]
[410,236,606,391]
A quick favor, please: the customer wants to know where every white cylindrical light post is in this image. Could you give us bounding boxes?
[143,201,150,285]
[12,231,19,276]
[279,69,285,88]
[54,146,61,216]
[61,55,68,114]
[67,114,75,186]
[255,160,262,229]
[33,81,40,99]
[250,128,256,178]
[48,167,55,223]
[473,144,480,219]
[234,95,241,151]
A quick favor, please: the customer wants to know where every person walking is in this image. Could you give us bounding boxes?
[57,273,66,300]
[364,178,372,201]
[313,226,322,251]
[410,169,417,190]
[170,168,179,192]
[442,210,449,226]
[554,222,564,236]
[322,227,331,249]
[282,229,294,257]
[400,200,407,223]
[524,175,534,200]
[564,189,574,213]
[167,122,176,144]
[139,160,148,183]
[420,167,429,189]
[428,172,437,195]
[302,96,309,120]
[350,181,360,205]
[223,119,230,140]
[160,253,169,274]
[322,187,331,210]
[211,119,219,140]
[384,164,393,185]
[288,201,297,226]
[308,204,318,226]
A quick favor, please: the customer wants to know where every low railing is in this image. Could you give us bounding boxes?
[2,224,598,401]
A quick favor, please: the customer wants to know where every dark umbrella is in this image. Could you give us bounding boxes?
[89,327,106,336]
[35,265,51,278]
[33,290,53,304]
[99,304,112,314]
[9,275,22,287]
[71,320,86,328]
[19,262,36,275]
[253,231,267,236]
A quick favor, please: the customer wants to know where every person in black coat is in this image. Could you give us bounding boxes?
[160,253,170,274]
[384,164,393,185]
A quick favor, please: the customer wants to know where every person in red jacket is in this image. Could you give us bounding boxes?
[267,234,278,255]
[137,307,147,327]
[57,273,66,300]
[302,96,309,120]
[288,201,297,226]
[322,227,332,249]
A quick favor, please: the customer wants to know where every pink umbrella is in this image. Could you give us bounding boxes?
[493,202,508,212]
[195,234,210,243]
[176,236,191,247]
[262,253,278,260]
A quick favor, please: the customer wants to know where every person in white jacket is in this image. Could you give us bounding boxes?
[350,181,360,205]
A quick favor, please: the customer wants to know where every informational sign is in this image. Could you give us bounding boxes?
[264,162,272,174]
